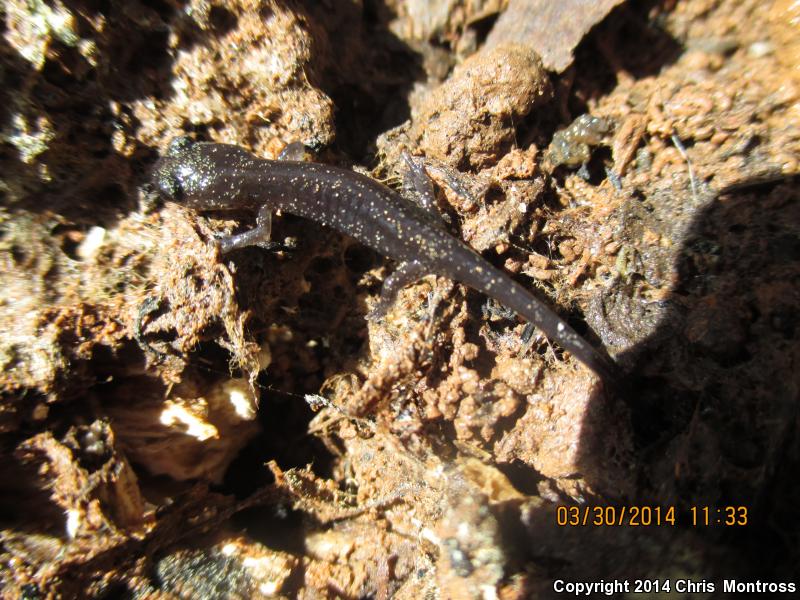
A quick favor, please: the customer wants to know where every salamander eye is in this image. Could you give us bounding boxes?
[153,165,184,202]
[166,136,195,157]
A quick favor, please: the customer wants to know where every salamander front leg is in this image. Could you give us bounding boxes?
[216,205,282,254]
[368,260,429,321]
[401,152,451,226]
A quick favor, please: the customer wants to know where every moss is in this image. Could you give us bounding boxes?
[2,114,55,164]
[5,0,80,69]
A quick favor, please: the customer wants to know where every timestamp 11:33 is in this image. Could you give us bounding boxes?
[555,505,749,527]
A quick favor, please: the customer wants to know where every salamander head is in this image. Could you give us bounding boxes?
[152,136,259,209]
[151,136,208,205]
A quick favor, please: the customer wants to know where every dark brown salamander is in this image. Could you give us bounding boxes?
[152,136,618,380]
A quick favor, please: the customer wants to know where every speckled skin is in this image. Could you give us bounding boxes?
[152,137,618,380]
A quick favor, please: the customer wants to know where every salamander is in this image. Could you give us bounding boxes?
[152,136,618,381]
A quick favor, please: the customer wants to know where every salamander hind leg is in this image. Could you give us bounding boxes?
[216,205,282,254]
[401,152,448,225]
[367,260,429,321]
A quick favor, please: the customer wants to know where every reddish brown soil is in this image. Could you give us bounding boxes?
[1,0,798,597]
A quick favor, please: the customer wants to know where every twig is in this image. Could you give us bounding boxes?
[671,133,698,204]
